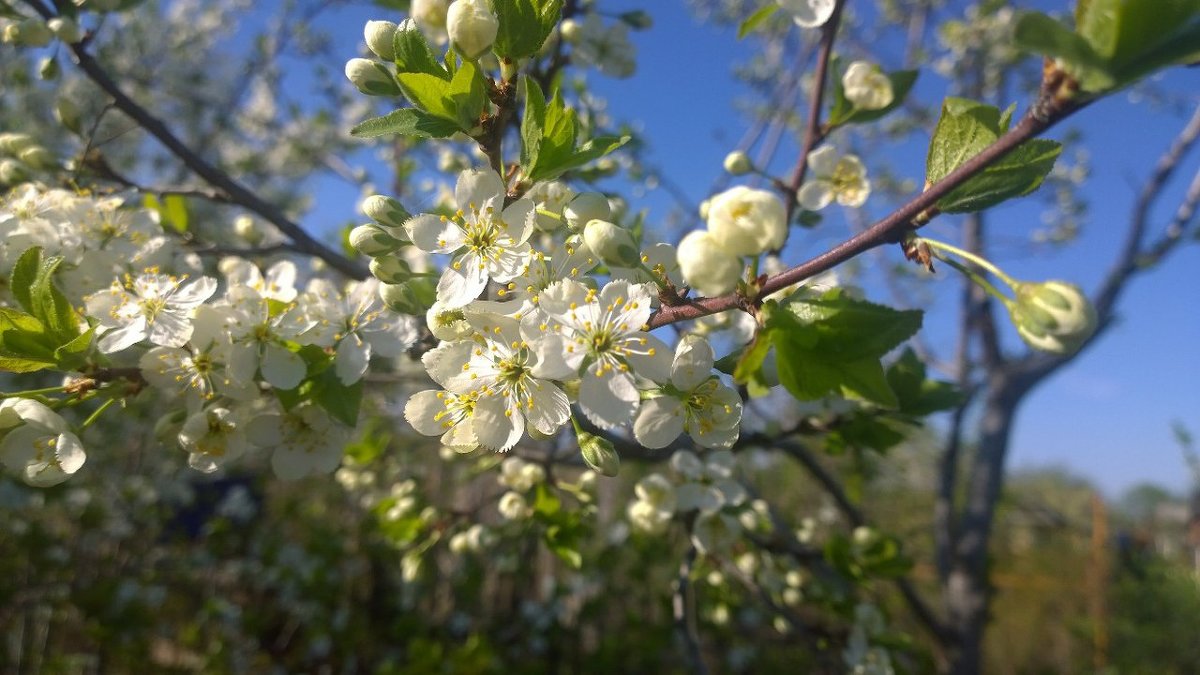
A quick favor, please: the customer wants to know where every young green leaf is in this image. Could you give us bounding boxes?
[350,108,464,139]
[492,0,563,59]
[937,138,1062,213]
[393,19,450,78]
[738,4,779,39]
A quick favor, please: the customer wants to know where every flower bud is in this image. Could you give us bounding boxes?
[234,215,263,243]
[706,186,787,256]
[1008,280,1096,354]
[498,491,532,520]
[361,194,411,233]
[364,20,398,61]
[47,17,82,44]
[349,223,403,257]
[446,0,498,60]
[723,150,753,176]
[583,219,640,268]
[410,0,451,36]
[3,18,53,47]
[380,277,437,315]
[842,61,894,111]
[18,146,56,170]
[369,255,413,283]
[564,192,612,231]
[0,133,36,156]
[676,231,743,297]
[0,159,29,185]
[578,430,620,477]
[559,18,582,41]
[618,10,653,30]
[54,98,83,135]
[344,58,401,96]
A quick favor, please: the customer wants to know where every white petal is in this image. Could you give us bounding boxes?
[406,213,465,253]
[671,335,715,391]
[798,180,835,211]
[335,334,371,385]
[170,276,218,306]
[97,318,148,354]
[262,344,307,390]
[421,340,475,389]
[528,333,583,380]
[624,333,673,384]
[456,167,506,211]
[472,394,524,451]
[675,482,724,515]
[435,255,488,308]
[147,309,194,347]
[499,197,536,245]
[633,397,685,449]
[579,371,639,429]
[405,390,455,437]
[54,431,86,474]
[525,381,570,435]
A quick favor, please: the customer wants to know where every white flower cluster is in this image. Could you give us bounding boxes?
[560,13,637,78]
[387,168,744,455]
[0,185,421,485]
[678,186,786,296]
[627,450,750,554]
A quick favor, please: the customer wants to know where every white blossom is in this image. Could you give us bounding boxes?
[634,336,743,449]
[84,270,218,354]
[0,398,85,487]
[797,146,871,210]
[842,61,894,110]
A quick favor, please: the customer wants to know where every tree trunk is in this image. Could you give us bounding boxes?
[941,376,1028,674]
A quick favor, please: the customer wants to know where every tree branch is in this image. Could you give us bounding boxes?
[649,95,1086,329]
[21,0,368,280]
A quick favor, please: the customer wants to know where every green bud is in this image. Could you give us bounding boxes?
[723,150,752,176]
[154,409,189,446]
[619,10,653,30]
[55,98,83,135]
[0,159,29,185]
[369,255,413,283]
[0,133,36,156]
[577,431,620,477]
[344,58,401,97]
[583,219,640,268]
[38,56,59,81]
[349,223,403,257]
[361,194,412,232]
[17,146,56,170]
[380,277,437,315]
[1008,280,1096,354]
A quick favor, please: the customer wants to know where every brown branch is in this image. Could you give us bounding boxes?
[20,0,368,280]
[649,95,1085,329]
[781,0,846,224]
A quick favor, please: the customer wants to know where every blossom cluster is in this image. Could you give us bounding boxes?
[0,184,420,485]
[357,167,744,455]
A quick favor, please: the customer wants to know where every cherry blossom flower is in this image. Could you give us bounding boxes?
[405,168,536,308]
[634,335,743,450]
[797,146,871,210]
[84,270,218,354]
[0,398,85,487]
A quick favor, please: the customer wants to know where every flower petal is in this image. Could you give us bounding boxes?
[472,394,524,451]
[406,214,465,254]
[262,343,307,390]
[579,371,639,429]
[633,396,685,449]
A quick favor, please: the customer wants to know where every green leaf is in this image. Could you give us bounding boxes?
[144,194,189,234]
[396,71,457,120]
[350,108,463,138]
[926,98,1001,186]
[314,370,364,426]
[767,290,922,407]
[9,247,38,315]
[54,326,95,371]
[446,59,488,130]
[533,483,560,516]
[528,135,629,183]
[1014,11,1110,71]
[393,20,449,78]
[885,348,964,416]
[732,330,775,398]
[0,307,55,373]
[10,248,81,344]
[520,77,548,171]
[828,69,919,127]
[937,138,1062,213]
[492,0,563,60]
[738,4,778,39]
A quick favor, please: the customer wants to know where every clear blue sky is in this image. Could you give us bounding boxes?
[302,0,1200,497]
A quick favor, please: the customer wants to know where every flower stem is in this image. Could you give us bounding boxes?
[80,397,118,430]
[920,237,1019,289]
[0,385,69,399]
[935,254,1013,306]
[536,208,564,222]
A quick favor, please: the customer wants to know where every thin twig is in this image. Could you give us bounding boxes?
[673,533,709,675]
[20,0,367,280]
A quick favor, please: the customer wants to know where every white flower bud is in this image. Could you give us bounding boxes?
[578,430,620,477]
[411,0,451,36]
[498,491,532,520]
[0,133,36,155]
[676,231,742,297]
[583,219,640,267]
[369,255,413,283]
[774,0,836,28]
[706,186,787,256]
[446,0,498,60]
[344,58,400,96]
[1009,280,1096,354]
[559,18,582,42]
[364,20,398,60]
[233,215,263,243]
[723,150,753,176]
[350,223,403,257]
[564,192,612,231]
[842,61,894,111]
[3,19,53,47]
[18,146,55,170]
[361,194,411,233]
[0,159,29,185]
[47,17,82,44]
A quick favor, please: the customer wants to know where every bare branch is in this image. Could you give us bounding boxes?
[673,532,709,675]
[20,0,368,280]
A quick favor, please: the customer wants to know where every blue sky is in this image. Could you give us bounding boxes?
[306,0,1200,496]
